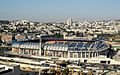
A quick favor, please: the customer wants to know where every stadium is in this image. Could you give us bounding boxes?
[11,37,112,62]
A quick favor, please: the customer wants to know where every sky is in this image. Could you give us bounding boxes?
[0,0,120,22]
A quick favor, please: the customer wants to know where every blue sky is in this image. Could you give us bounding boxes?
[0,0,120,22]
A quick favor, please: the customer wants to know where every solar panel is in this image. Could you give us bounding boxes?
[96,43,101,48]
[101,44,108,49]
[58,42,64,44]
[77,43,84,48]
[74,48,79,50]
[68,43,77,47]
[82,49,88,51]
[84,43,91,48]
[68,47,73,50]
[91,43,95,48]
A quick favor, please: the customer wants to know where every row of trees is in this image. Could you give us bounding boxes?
[41,68,94,75]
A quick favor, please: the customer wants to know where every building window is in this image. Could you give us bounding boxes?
[90,52,92,58]
[74,53,78,58]
[108,61,110,64]
[24,50,29,54]
[82,52,85,58]
[96,52,98,57]
[21,49,24,54]
[32,50,37,55]
[78,52,81,58]
[93,52,96,57]
[100,61,106,64]
[86,52,89,58]
[70,52,73,58]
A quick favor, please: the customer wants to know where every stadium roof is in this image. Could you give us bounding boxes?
[15,37,95,42]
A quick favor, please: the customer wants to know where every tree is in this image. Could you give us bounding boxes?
[42,69,49,74]
[50,68,56,75]
[56,69,61,75]
[87,69,94,75]
[69,69,74,75]
[62,68,69,75]
[78,70,83,75]
[50,67,61,75]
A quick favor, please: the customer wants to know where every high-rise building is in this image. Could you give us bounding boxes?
[66,18,73,25]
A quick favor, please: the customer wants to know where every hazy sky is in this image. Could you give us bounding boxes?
[0,0,120,22]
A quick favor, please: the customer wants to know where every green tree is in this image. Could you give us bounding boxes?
[42,69,49,74]
[62,68,69,75]
[87,69,94,75]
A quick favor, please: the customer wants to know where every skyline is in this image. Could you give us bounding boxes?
[0,0,120,22]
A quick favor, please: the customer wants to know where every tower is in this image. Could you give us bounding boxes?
[66,18,73,25]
